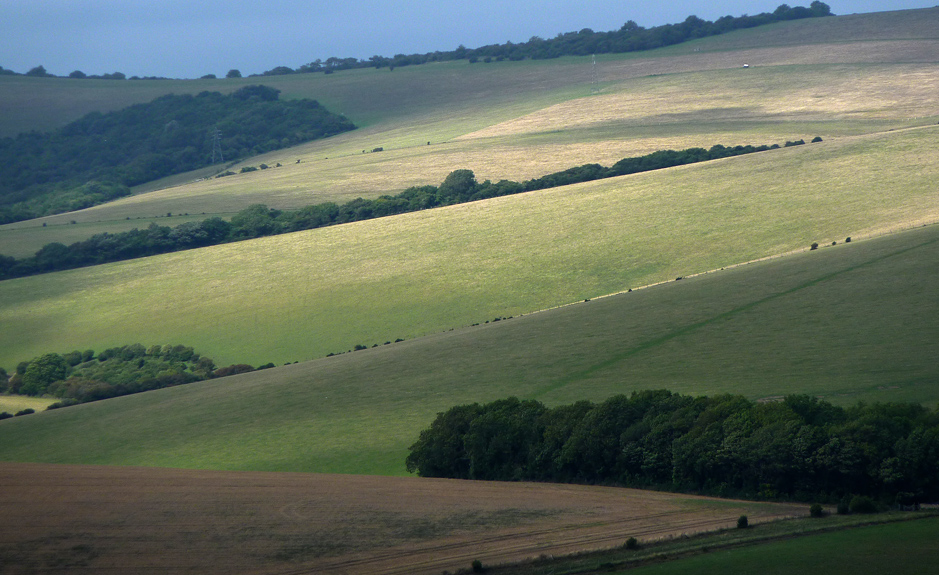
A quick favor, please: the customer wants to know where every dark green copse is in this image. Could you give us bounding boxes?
[0,85,355,224]
[406,390,939,504]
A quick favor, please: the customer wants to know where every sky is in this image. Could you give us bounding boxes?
[2,1,936,79]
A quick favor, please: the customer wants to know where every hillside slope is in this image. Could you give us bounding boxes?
[1,125,936,371]
[0,223,935,475]
[1,7,938,256]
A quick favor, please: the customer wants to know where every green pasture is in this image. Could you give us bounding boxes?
[622,516,939,575]
[1,126,936,371]
[0,221,936,474]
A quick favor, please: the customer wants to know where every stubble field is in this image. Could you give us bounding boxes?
[0,462,805,575]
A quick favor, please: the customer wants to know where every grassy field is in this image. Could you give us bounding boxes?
[2,7,938,254]
[1,125,936,371]
[617,516,939,575]
[0,222,935,475]
[0,9,937,477]
[0,395,55,414]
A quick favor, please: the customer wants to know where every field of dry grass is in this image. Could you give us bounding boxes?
[0,462,804,575]
[3,9,937,256]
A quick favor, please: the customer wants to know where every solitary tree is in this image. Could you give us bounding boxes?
[226,69,242,78]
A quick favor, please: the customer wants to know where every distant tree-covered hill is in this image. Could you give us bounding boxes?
[254,2,832,75]
[0,85,355,224]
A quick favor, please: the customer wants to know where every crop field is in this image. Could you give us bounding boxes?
[0,462,805,575]
[1,125,937,372]
[0,223,935,475]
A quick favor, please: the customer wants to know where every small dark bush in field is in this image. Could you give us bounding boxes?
[737,515,748,529]
[240,166,258,173]
[0,412,12,420]
[810,242,819,250]
[811,136,823,143]
[472,559,484,573]
[625,536,639,550]
[256,363,276,370]
[810,503,825,518]
[14,408,35,416]
[845,237,851,243]
[850,495,878,514]
[353,344,367,351]
[837,497,851,515]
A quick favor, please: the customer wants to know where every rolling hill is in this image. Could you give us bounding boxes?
[0,222,936,475]
[0,7,938,476]
[1,7,938,257]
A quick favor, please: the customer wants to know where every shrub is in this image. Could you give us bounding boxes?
[810,242,819,250]
[810,503,825,518]
[837,496,851,515]
[737,515,748,529]
[0,412,12,420]
[14,408,35,416]
[849,495,878,514]
[625,536,639,550]
[811,136,823,143]
[212,364,255,378]
[472,559,484,573]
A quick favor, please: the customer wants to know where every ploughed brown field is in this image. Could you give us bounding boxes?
[0,463,805,574]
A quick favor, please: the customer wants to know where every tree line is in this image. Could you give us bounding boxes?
[254,3,832,75]
[0,140,808,280]
[2,4,831,80]
[405,390,939,505]
[0,343,276,409]
[0,85,355,224]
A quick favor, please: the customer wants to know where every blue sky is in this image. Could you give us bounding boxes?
[1,1,936,79]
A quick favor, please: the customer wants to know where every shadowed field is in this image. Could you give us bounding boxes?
[0,462,804,575]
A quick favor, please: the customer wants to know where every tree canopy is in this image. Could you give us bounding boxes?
[0,86,355,224]
[406,390,939,505]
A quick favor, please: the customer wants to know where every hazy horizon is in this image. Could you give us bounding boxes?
[2,1,936,79]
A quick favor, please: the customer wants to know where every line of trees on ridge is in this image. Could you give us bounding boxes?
[254,3,832,75]
[0,140,815,281]
[0,3,831,79]
[406,390,939,506]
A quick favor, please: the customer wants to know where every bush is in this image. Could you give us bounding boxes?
[810,242,819,250]
[472,559,484,573]
[849,495,878,514]
[14,408,35,416]
[0,412,12,420]
[810,503,825,518]
[837,496,851,515]
[737,515,748,529]
[811,136,823,143]
[625,536,639,550]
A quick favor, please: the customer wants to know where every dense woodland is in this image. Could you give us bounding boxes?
[406,391,939,505]
[0,344,274,409]
[0,141,809,280]
[0,85,355,224]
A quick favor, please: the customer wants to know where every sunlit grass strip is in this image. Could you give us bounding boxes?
[0,126,937,371]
